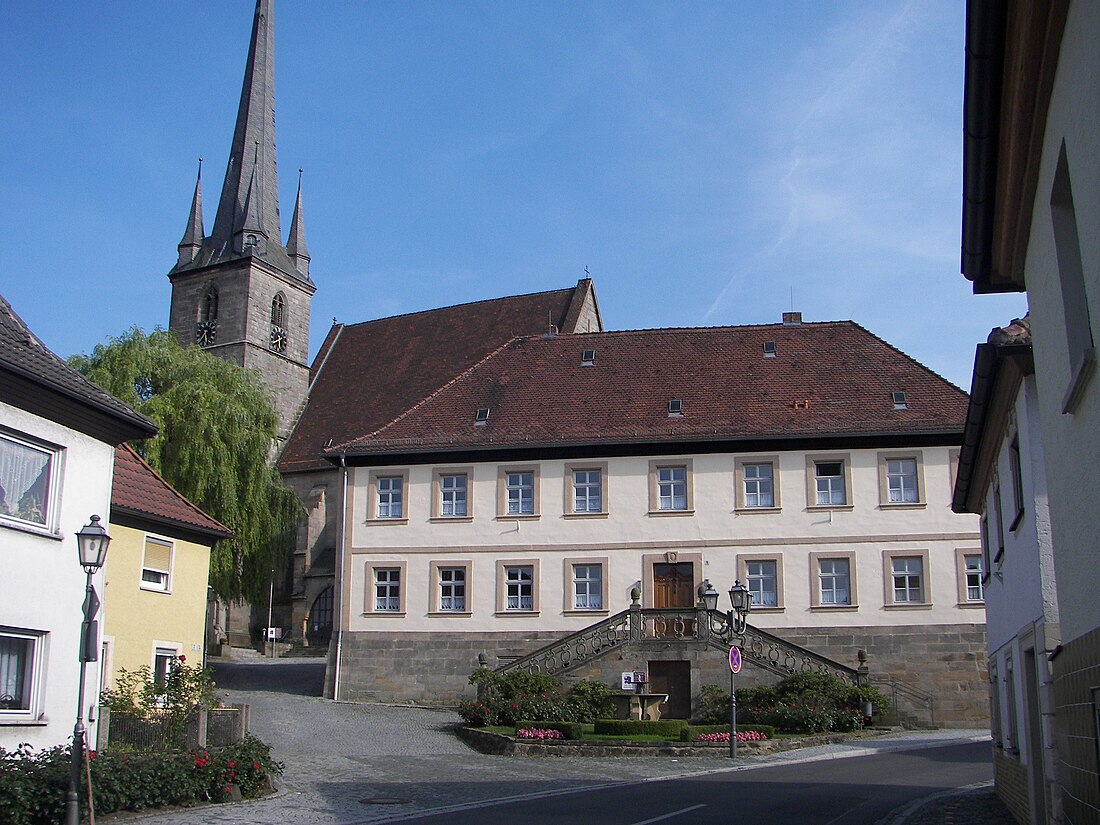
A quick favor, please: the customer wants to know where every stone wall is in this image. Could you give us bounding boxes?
[332,622,989,727]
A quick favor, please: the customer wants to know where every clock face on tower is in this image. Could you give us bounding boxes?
[270,325,288,354]
[195,320,217,347]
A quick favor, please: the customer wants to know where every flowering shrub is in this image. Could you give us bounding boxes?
[0,735,282,825]
[695,730,768,743]
[516,728,565,740]
[459,669,613,726]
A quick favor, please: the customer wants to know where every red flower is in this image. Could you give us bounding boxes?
[87,751,97,760]
[178,654,186,662]
[252,761,260,770]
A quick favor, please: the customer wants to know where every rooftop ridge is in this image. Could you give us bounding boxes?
[339,285,579,330]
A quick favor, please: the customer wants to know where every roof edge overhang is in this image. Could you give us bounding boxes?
[323,429,964,468]
[952,341,1034,513]
[111,506,235,545]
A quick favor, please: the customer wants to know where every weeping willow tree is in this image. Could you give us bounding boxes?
[70,328,303,602]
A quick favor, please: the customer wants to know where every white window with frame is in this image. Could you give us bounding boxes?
[377,476,403,519]
[506,472,534,515]
[658,466,687,510]
[814,461,846,506]
[572,564,603,610]
[0,629,44,720]
[437,566,466,612]
[153,646,180,691]
[891,557,924,602]
[965,555,984,602]
[572,469,602,513]
[886,459,919,503]
[955,548,985,605]
[440,474,467,517]
[746,559,778,607]
[140,537,173,592]
[810,553,856,607]
[743,463,774,508]
[0,431,60,532]
[505,565,533,611]
[374,567,402,611]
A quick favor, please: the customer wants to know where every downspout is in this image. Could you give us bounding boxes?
[331,450,348,700]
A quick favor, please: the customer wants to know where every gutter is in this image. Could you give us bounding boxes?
[331,450,348,701]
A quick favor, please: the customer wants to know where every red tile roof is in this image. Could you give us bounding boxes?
[111,443,233,540]
[279,281,598,472]
[332,322,969,457]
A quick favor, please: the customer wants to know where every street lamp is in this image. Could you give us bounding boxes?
[726,580,751,759]
[65,515,111,825]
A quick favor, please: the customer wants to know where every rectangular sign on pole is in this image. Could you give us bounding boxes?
[621,671,647,690]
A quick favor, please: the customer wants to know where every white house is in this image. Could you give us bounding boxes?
[962,1,1100,819]
[0,294,155,750]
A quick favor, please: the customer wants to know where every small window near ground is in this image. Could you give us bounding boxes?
[0,631,41,716]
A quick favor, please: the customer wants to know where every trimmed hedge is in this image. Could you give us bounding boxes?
[513,721,585,740]
[679,724,775,742]
[592,719,688,737]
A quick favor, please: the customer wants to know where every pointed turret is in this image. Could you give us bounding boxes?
[236,141,267,256]
[177,158,205,266]
[286,168,310,278]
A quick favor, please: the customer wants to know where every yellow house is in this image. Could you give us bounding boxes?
[102,444,232,686]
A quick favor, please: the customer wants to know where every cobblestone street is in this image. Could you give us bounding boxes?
[106,658,999,825]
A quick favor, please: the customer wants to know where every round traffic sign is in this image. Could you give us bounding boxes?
[729,645,742,673]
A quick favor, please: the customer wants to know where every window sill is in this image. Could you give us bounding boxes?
[1061,347,1095,414]
[884,603,933,610]
[495,610,540,617]
[1009,510,1025,532]
[366,518,409,526]
[810,604,859,612]
[362,611,407,617]
[647,509,695,517]
[564,609,610,616]
[495,514,541,521]
[806,505,854,512]
[563,512,609,520]
[0,717,47,726]
[956,601,986,609]
[747,605,785,612]
[428,611,472,617]
[430,516,473,524]
[0,520,62,540]
[877,502,927,510]
[139,586,172,595]
[734,506,782,514]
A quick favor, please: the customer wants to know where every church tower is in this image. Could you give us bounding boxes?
[168,0,314,442]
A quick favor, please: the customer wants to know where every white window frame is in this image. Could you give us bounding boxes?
[877,452,925,507]
[367,469,409,523]
[152,644,181,692]
[0,628,46,722]
[0,430,62,534]
[648,460,693,514]
[432,469,471,520]
[497,466,540,519]
[806,455,853,510]
[140,536,174,593]
[882,549,931,607]
[363,561,408,615]
[737,555,782,609]
[810,552,856,608]
[955,548,985,606]
[564,463,608,517]
[496,559,539,614]
[564,559,608,613]
[428,560,472,615]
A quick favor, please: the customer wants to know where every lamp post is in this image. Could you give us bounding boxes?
[65,515,111,825]
[726,580,751,759]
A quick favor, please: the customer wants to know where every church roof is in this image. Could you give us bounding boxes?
[112,443,233,541]
[0,293,157,445]
[327,320,969,460]
[278,280,599,472]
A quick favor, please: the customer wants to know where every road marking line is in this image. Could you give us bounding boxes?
[629,803,707,825]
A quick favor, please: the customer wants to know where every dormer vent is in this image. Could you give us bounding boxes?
[581,349,596,366]
[763,341,777,358]
[668,399,684,418]
[891,391,908,410]
[782,311,802,325]
[475,407,491,426]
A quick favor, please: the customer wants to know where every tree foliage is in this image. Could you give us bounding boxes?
[70,328,302,602]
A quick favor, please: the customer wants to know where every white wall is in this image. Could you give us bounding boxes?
[0,400,115,751]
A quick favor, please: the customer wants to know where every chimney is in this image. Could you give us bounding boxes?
[782,311,802,326]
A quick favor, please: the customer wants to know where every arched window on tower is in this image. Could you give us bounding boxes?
[195,285,219,347]
[270,292,288,353]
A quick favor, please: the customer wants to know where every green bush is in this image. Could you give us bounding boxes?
[0,735,283,825]
[513,721,585,740]
[679,723,775,742]
[729,671,887,733]
[459,670,615,726]
[592,719,688,738]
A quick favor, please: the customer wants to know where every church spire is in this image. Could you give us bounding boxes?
[286,168,310,278]
[210,0,282,261]
[177,157,204,266]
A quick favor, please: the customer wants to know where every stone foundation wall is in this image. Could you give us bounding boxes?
[993,747,1031,825]
[1052,624,1100,824]
[332,622,989,727]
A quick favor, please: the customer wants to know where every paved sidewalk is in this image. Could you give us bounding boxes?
[104,659,999,825]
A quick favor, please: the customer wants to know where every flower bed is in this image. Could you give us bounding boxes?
[516,728,565,741]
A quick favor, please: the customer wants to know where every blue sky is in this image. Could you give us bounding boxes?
[0,1,1024,390]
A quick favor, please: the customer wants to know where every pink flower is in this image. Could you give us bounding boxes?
[178,655,186,662]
